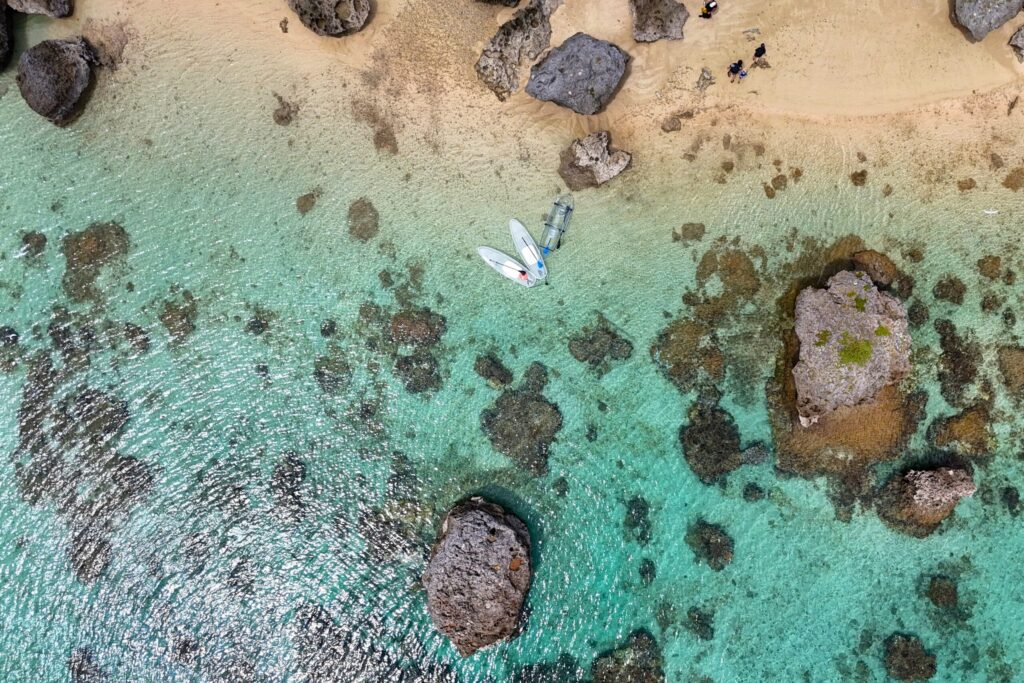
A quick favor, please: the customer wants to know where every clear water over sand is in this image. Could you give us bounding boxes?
[1,3,1024,681]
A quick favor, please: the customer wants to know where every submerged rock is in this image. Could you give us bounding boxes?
[159,290,199,344]
[883,634,936,681]
[388,307,446,346]
[1012,25,1024,61]
[423,498,532,657]
[347,197,379,241]
[792,270,911,426]
[475,0,559,101]
[8,0,72,17]
[286,0,370,37]
[685,519,733,571]
[525,33,628,115]
[877,467,975,537]
[68,647,107,683]
[568,313,633,374]
[591,629,664,683]
[480,362,562,474]
[929,403,993,457]
[679,395,743,485]
[393,349,442,393]
[851,249,899,288]
[954,0,1023,40]
[17,37,97,126]
[61,222,129,302]
[558,131,632,191]
[474,353,513,388]
[629,0,689,42]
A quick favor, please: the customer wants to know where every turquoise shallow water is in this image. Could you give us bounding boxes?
[2,15,1024,682]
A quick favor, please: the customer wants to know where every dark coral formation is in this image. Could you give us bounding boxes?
[623,495,652,545]
[17,37,96,126]
[934,319,980,408]
[876,467,975,537]
[932,276,965,305]
[679,393,743,485]
[422,498,532,657]
[312,353,350,395]
[883,633,936,681]
[159,290,198,345]
[388,307,446,347]
[685,519,733,571]
[568,314,633,375]
[347,197,379,241]
[61,222,130,302]
[996,345,1024,396]
[929,403,993,458]
[591,629,664,683]
[480,362,562,474]
[926,576,958,609]
[684,606,715,641]
[474,353,513,388]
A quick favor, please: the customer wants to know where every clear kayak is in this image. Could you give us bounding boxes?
[509,218,546,281]
[477,246,537,287]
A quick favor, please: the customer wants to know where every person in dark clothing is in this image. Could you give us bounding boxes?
[753,43,767,62]
[699,1,718,18]
[727,59,743,83]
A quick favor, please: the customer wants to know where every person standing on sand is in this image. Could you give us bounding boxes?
[700,1,718,18]
[728,60,743,83]
[753,42,767,64]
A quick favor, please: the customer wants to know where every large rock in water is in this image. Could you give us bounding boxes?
[629,0,689,42]
[17,38,96,126]
[525,33,628,115]
[7,0,72,17]
[559,131,632,190]
[286,0,370,37]
[1011,25,1024,61]
[422,498,532,657]
[877,467,976,537]
[475,0,560,101]
[792,270,911,427]
[954,0,1024,40]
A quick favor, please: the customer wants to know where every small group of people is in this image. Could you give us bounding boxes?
[728,43,767,83]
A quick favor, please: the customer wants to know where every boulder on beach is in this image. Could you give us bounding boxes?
[1012,25,1024,61]
[559,131,632,191]
[791,270,911,427]
[17,37,97,126]
[286,0,370,37]
[629,0,689,42]
[475,0,559,101]
[953,0,1024,41]
[422,498,532,657]
[7,0,72,17]
[525,33,628,115]
[877,467,976,537]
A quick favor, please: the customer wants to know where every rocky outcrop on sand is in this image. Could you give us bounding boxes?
[525,33,628,115]
[877,467,975,537]
[422,498,531,657]
[629,0,689,42]
[792,270,911,427]
[8,0,72,17]
[954,0,1023,40]
[17,37,97,126]
[591,629,664,683]
[475,0,560,101]
[558,131,632,191]
[286,0,369,37]
[480,362,562,474]
[1011,24,1024,60]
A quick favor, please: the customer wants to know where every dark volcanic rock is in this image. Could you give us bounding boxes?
[8,0,73,17]
[480,363,562,474]
[568,313,633,374]
[559,131,632,190]
[877,467,975,537]
[61,222,129,302]
[474,353,513,388]
[423,498,532,657]
[1012,25,1024,61]
[286,0,370,37]
[17,37,97,126]
[884,634,936,681]
[0,8,10,71]
[629,0,689,42]
[591,629,664,683]
[475,0,558,101]
[954,0,1023,40]
[685,519,733,571]
[525,33,629,115]
[679,396,743,485]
